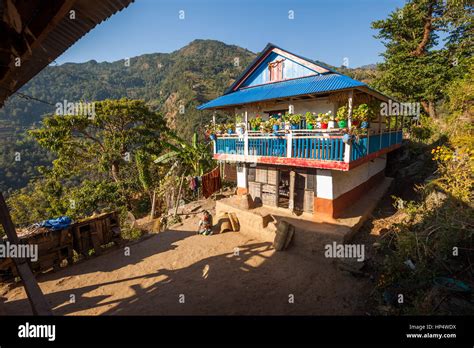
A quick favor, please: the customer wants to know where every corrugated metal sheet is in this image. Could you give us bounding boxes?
[0,0,134,106]
[198,73,365,110]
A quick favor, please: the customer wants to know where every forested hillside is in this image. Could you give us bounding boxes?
[0,40,256,192]
[0,39,256,135]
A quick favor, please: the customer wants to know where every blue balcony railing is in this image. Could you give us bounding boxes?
[248,137,287,157]
[351,130,403,161]
[216,138,244,155]
[214,130,403,164]
[293,136,345,161]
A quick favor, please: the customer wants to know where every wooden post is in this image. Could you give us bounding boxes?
[0,192,52,315]
[347,90,354,128]
[379,103,382,150]
[150,189,156,221]
[288,170,295,212]
[174,174,185,215]
[244,110,248,131]
[244,110,249,156]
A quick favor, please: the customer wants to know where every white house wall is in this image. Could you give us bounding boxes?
[332,155,386,199]
[235,98,336,120]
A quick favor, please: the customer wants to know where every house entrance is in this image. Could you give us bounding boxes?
[278,169,290,208]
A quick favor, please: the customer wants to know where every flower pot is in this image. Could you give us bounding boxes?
[361,121,370,129]
[272,125,280,132]
[352,121,360,127]
[291,124,299,130]
[227,129,234,134]
[252,127,258,131]
[338,120,348,128]
[210,134,216,141]
[236,127,244,135]
[307,123,314,130]
[320,122,329,129]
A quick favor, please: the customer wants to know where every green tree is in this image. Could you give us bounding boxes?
[154,132,214,216]
[30,98,166,184]
[13,99,169,222]
[371,0,472,117]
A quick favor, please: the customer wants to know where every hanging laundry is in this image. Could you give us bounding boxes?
[202,167,222,198]
[189,176,197,191]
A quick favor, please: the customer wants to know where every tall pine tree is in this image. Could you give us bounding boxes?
[372,0,472,117]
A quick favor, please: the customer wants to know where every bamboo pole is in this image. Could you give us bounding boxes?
[174,174,185,216]
[150,189,156,220]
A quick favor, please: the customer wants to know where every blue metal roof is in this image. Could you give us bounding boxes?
[197,73,365,110]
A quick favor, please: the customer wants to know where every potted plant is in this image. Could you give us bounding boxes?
[352,104,371,128]
[264,117,280,133]
[235,115,245,135]
[205,123,215,140]
[305,112,316,130]
[249,116,262,131]
[326,111,335,128]
[226,122,235,134]
[317,112,330,129]
[349,125,367,142]
[280,112,291,130]
[336,105,348,128]
[289,113,302,129]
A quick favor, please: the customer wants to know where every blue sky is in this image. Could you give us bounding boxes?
[56,0,406,68]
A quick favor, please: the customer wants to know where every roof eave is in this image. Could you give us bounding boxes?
[197,86,366,111]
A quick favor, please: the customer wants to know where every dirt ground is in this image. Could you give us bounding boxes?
[0,197,373,316]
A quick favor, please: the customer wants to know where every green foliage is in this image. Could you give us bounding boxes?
[0,131,54,194]
[352,104,372,122]
[411,125,432,141]
[29,98,166,183]
[335,105,348,121]
[379,114,473,314]
[249,117,262,130]
[288,113,302,125]
[371,0,472,116]
[154,132,214,177]
[7,175,66,226]
[305,111,317,124]
[7,99,170,226]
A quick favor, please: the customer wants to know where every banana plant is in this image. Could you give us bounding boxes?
[153,132,215,217]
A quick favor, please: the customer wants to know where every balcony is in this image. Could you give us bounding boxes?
[213,129,403,171]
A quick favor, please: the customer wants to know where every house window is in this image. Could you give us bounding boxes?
[268,59,284,82]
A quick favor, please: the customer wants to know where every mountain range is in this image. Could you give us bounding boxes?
[0,39,377,138]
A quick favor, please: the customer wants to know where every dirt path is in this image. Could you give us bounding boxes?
[1,206,372,315]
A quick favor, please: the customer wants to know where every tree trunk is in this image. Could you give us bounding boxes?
[411,2,434,57]
[428,100,438,118]
[421,100,438,118]
[111,161,120,182]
